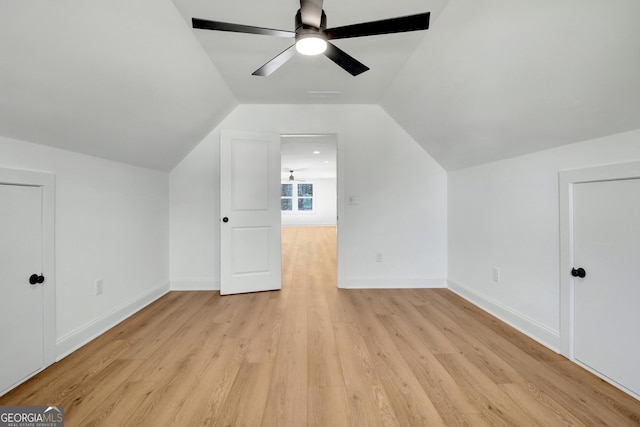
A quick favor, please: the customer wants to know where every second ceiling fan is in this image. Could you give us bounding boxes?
[192,0,430,77]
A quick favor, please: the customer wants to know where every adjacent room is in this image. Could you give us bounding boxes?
[1,0,640,425]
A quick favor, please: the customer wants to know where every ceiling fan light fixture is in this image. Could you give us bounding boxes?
[295,34,327,56]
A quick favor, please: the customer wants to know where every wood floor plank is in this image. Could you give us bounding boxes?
[165,337,249,426]
[499,382,587,427]
[261,288,308,427]
[128,299,226,382]
[214,362,273,427]
[440,413,497,427]
[414,301,527,385]
[435,353,543,427]
[118,291,211,360]
[432,289,565,363]
[343,290,390,337]
[307,299,345,387]
[363,334,446,426]
[334,322,400,427]
[62,359,146,426]
[386,292,461,355]
[125,322,231,425]
[2,226,640,427]
[377,313,478,417]
[75,380,158,427]
[244,297,286,364]
[308,386,352,427]
[5,338,133,407]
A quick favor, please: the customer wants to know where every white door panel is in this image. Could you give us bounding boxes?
[0,184,44,393]
[573,178,640,397]
[220,130,281,295]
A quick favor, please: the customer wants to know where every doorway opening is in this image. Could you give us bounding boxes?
[280,134,338,290]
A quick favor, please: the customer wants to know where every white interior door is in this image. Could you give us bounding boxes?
[220,130,282,295]
[572,178,640,397]
[0,184,45,393]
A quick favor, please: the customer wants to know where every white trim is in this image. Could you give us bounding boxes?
[340,276,447,289]
[336,134,345,290]
[559,160,640,357]
[56,282,170,360]
[448,279,561,353]
[171,278,220,291]
[0,167,57,369]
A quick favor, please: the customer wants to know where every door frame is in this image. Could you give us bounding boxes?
[559,160,640,360]
[280,133,342,288]
[0,167,56,377]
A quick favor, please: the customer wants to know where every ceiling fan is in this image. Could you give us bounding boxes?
[192,0,430,77]
[283,168,307,182]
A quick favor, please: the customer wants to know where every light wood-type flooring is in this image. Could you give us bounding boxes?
[2,226,640,426]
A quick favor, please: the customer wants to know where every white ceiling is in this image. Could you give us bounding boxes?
[0,0,237,171]
[381,0,640,169]
[281,135,337,180]
[173,0,448,104]
[1,0,639,171]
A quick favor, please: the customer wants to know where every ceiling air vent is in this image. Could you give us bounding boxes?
[307,91,341,100]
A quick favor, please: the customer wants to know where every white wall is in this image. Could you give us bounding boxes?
[448,129,640,350]
[0,135,170,358]
[281,178,337,227]
[170,104,448,290]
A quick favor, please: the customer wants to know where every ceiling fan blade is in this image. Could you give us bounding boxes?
[323,42,369,76]
[192,18,294,38]
[324,12,430,40]
[252,45,297,76]
[299,0,324,28]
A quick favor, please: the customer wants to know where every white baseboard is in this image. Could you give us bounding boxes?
[170,278,220,291]
[447,279,561,353]
[340,276,447,289]
[56,282,170,360]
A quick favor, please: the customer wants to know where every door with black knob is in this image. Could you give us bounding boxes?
[219,130,282,295]
[0,184,45,394]
[572,178,640,398]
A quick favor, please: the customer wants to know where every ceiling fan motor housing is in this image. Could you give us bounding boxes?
[295,9,327,36]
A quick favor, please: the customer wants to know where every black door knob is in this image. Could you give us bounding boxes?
[222,217,229,223]
[29,274,45,285]
[571,268,586,278]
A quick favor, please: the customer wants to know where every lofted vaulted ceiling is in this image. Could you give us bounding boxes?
[172,0,448,104]
[1,0,639,171]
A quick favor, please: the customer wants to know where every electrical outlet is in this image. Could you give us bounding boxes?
[492,267,501,283]
[96,279,104,295]
[376,253,383,263]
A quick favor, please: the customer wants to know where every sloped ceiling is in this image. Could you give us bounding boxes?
[381,0,640,170]
[1,0,639,172]
[0,0,237,171]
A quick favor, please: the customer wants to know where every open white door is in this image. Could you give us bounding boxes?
[220,130,282,295]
